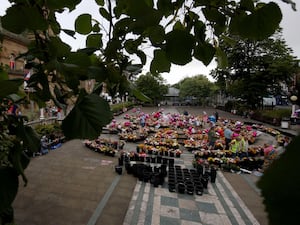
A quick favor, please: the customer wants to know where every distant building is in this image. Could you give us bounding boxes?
[0,18,30,79]
[164,87,180,105]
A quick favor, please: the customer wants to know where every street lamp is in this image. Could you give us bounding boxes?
[290,95,298,118]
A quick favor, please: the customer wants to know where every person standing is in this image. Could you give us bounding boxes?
[207,124,218,149]
[239,134,249,158]
[215,111,219,122]
[140,114,146,127]
[224,126,233,150]
[230,135,241,158]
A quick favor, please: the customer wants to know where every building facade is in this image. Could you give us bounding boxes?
[0,19,30,79]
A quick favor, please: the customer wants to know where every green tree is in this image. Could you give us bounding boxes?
[177,75,216,105]
[0,0,297,224]
[135,72,168,104]
[211,29,299,109]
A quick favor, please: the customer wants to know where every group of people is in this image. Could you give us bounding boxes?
[207,121,253,158]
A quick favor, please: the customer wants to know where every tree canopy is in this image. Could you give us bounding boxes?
[135,72,168,104]
[176,75,217,105]
[211,29,299,109]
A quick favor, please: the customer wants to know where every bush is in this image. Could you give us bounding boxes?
[251,108,291,126]
[110,101,135,113]
[34,122,62,137]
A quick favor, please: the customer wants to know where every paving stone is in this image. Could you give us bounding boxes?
[161,196,179,207]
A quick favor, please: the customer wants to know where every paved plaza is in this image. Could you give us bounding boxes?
[12,106,299,225]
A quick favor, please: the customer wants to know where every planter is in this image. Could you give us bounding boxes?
[210,168,217,183]
[151,157,156,163]
[177,182,185,194]
[115,166,123,175]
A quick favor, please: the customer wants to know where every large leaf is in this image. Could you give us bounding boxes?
[8,140,30,186]
[64,52,91,68]
[229,2,282,40]
[49,37,72,59]
[194,21,206,43]
[146,25,165,45]
[0,79,23,98]
[86,34,103,48]
[18,125,41,154]
[75,14,92,35]
[125,64,143,75]
[202,7,226,25]
[27,72,51,102]
[87,66,107,82]
[165,29,195,65]
[6,94,23,103]
[1,5,47,34]
[45,0,82,11]
[99,7,112,22]
[215,47,228,69]
[257,135,300,225]
[157,0,173,16]
[240,0,254,12]
[136,50,147,65]
[62,93,113,139]
[131,87,152,102]
[0,168,19,213]
[0,69,9,81]
[150,49,171,74]
[194,42,216,66]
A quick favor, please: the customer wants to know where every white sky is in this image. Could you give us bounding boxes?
[1,0,299,84]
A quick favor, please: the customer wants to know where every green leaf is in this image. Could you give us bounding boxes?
[194,21,206,43]
[125,64,143,74]
[27,72,51,102]
[99,7,112,21]
[45,0,82,11]
[75,14,92,35]
[202,7,226,25]
[173,21,185,30]
[220,35,237,46]
[1,5,48,34]
[124,39,138,54]
[194,42,216,66]
[8,141,30,186]
[131,87,152,102]
[157,0,173,16]
[150,49,171,73]
[0,168,19,213]
[20,126,41,153]
[49,37,72,58]
[62,29,76,38]
[87,65,107,82]
[165,30,195,65]
[216,47,228,69]
[92,23,101,32]
[64,52,91,68]
[146,25,165,45]
[6,94,23,103]
[95,0,105,6]
[0,79,23,98]
[136,50,147,65]
[240,0,254,12]
[62,93,113,139]
[0,69,9,81]
[230,2,282,40]
[86,34,103,48]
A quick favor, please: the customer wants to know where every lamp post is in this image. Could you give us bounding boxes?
[290,95,298,121]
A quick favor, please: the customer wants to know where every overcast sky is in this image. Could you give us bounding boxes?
[1,0,299,84]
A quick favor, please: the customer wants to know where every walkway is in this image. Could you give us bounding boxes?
[12,106,298,225]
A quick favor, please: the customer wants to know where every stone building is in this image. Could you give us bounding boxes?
[0,18,30,79]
